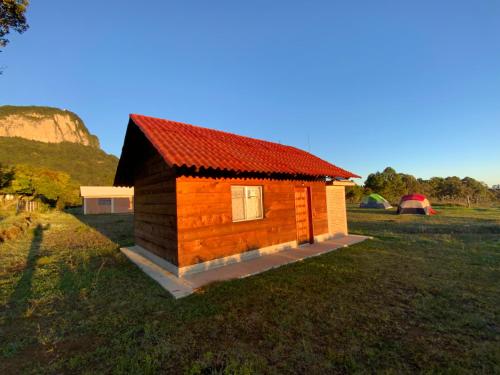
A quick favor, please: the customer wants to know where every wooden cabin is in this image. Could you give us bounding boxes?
[80,186,134,215]
[114,114,359,276]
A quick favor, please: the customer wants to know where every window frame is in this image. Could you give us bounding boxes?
[97,198,112,206]
[231,185,264,223]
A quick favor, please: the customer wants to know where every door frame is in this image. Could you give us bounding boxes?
[294,186,314,245]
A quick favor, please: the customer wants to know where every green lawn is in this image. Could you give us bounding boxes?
[0,207,499,374]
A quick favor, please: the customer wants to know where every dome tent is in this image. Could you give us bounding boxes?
[360,193,392,209]
[397,194,436,215]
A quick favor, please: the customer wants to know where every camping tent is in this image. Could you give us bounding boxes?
[360,194,392,209]
[397,194,436,215]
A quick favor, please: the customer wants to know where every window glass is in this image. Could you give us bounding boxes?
[231,186,263,222]
[231,186,245,221]
[245,186,262,220]
[98,198,112,206]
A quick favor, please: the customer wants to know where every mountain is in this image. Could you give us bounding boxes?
[0,106,118,186]
[0,105,100,148]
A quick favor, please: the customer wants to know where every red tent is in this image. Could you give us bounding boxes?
[397,194,436,215]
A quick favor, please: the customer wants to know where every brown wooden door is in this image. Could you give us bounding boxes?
[294,187,313,245]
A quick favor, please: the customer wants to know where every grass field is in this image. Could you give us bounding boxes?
[0,207,499,374]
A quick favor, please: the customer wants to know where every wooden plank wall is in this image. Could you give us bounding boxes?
[134,152,178,265]
[176,176,329,267]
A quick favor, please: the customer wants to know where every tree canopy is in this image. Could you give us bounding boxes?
[353,167,495,206]
[0,164,80,208]
[0,162,13,188]
[0,137,118,186]
[364,167,406,203]
[0,0,29,52]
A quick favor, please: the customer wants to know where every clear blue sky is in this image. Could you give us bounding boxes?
[2,1,499,185]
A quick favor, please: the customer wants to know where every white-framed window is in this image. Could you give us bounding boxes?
[231,186,263,222]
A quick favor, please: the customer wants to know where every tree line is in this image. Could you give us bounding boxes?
[346,167,497,207]
[2,163,497,209]
[0,163,80,208]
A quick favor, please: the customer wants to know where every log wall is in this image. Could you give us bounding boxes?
[134,153,178,265]
[175,176,328,267]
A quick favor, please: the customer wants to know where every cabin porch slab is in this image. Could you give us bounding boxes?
[120,234,371,299]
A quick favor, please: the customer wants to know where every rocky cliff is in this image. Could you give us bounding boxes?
[0,105,100,148]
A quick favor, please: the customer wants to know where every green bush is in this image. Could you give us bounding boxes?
[1,164,80,208]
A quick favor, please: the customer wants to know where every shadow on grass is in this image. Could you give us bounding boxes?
[68,211,135,248]
[7,224,50,315]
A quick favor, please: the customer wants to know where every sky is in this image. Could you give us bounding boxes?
[1,1,499,186]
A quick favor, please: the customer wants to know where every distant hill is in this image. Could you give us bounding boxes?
[0,137,118,186]
[0,105,118,186]
[0,105,100,148]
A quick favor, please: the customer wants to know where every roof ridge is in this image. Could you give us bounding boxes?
[130,113,292,150]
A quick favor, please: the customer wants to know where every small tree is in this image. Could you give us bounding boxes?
[6,164,80,208]
[345,185,364,203]
[6,164,34,195]
[462,177,493,206]
[0,162,14,190]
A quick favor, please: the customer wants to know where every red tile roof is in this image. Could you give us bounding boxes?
[129,114,359,179]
